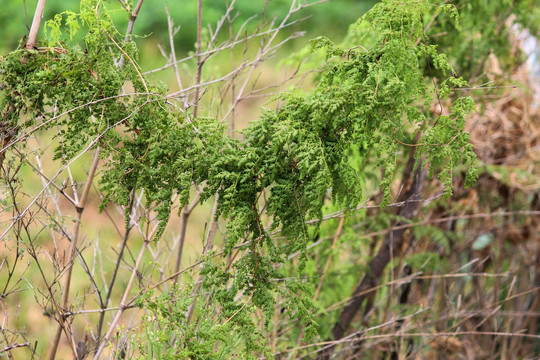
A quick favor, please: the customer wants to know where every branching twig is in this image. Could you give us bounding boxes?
[93,222,160,359]
[118,0,144,68]
[48,148,101,360]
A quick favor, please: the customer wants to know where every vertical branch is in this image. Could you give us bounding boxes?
[48,148,101,360]
[94,0,145,342]
[184,195,220,325]
[193,0,203,118]
[226,1,236,135]
[95,189,137,339]
[26,0,47,49]
[89,1,147,354]
[172,207,190,285]
[314,217,345,299]
[165,6,189,110]
[172,191,201,287]
[118,0,145,68]
[291,216,345,360]
[1,166,23,298]
[93,225,158,360]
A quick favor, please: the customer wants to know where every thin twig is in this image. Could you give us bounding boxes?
[96,188,137,339]
[172,191,201,286]
[0,342,31,354]
[184,195,220,325]
[292,216,345,359]
[165,6,189,110]
[193,0,204,119]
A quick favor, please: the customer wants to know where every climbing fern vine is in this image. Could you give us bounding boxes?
[1,0,480,357]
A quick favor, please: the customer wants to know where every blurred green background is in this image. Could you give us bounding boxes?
[1,0,376,54]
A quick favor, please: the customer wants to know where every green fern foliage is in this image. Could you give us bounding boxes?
[0,0,480,356]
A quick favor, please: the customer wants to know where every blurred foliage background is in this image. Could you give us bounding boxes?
[0,0,376,54]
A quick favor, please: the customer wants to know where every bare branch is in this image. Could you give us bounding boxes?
[26,0,47,49]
